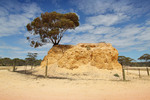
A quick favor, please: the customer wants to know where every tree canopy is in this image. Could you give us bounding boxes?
[138,54,150,62]
[25,52,38,66]
[0,57,41,66]
[118,56,134,66]
[26,11,79,47]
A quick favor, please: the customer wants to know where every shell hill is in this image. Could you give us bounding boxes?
[41,43,121,70]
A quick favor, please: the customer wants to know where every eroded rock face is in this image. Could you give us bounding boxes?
[41,43,121,70]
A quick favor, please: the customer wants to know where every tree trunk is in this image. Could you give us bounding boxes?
[45,59,48,78]
[53,43,59,46]
[13,62,16,72]
[121,63,126,81]
[13,64,16,72]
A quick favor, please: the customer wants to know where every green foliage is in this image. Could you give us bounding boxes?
[138,54,150,67]
[138,54,150,62]
[114,73,120,77]
[26,11,79,47]
[34,59,42,66]
[12,58,25,66]
[118,54,150,67]
[118,56,134,66]
[0,58,12,66]
[25,52,38,66]
[0,53,41,66]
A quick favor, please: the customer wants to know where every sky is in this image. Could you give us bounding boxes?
[0,0,150,61]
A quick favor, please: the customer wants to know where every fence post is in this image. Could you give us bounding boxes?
[146,67,149,76]
[121,63,126,81]
[45,59,48,78]
[122,68,126,81]
[13,62,16,72]
[138,69,141,78]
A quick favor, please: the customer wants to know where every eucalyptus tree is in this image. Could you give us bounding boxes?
[118,56,134,66]
[26,11,79,47]
[138,54,150,66]
[25,52,38,69]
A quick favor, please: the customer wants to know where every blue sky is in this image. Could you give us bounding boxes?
[0,0,150,61]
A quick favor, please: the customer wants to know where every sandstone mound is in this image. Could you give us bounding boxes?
[41,43,121,70]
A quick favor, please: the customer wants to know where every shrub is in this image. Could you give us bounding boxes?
[114,73,119,77]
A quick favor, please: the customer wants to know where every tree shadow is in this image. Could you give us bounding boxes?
[110,79,131,82]
[14,70,126,81]
[14,70,74,80]
[15,70,33,75]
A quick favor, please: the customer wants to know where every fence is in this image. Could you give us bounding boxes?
[122,66,149,80]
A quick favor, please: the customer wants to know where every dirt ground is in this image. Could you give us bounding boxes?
[0,66,150,100]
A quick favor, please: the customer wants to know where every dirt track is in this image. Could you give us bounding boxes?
[0,66,150,100]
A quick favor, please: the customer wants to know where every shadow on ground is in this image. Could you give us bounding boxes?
[14,69,74,80]
[13,69,109,81]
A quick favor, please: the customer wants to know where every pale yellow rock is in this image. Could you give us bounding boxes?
[41,43,122,70]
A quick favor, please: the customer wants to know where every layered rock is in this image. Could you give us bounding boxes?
[41,43,121,70]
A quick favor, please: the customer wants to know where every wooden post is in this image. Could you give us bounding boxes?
[122,68,126,81]
[13,62,16,72]
[138,69,141,78]
[146,67,149,76]
[45,59,48,78]
[121,63,126,81]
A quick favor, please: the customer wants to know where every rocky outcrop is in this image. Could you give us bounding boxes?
[41,43,121,70]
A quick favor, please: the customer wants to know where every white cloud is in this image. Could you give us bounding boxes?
[15,50,47,55]
[0,38,50,59]
[38,43,53,49]
[51,0,60,7]
[117,25,144,38]
[18,37,53,50]
[68,0,150,52]
[56,9,68,13]
[89,26,120,35]
[62,21,150,52]
[61,32,102,45]
[146,20,150,26]
[1,49,48,59]
[72,34,101,44]
[86,13,129,26]
[22,3,42,18]
[136,27,150,41]
[71,0,114,15]
[60,34,74,44]
[0,7,9,16]
[68,24,94,33]
[0,45,21,50]
[0,1,42,37]
[72,0,150,16]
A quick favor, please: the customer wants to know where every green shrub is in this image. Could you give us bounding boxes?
[114,73,119,77]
